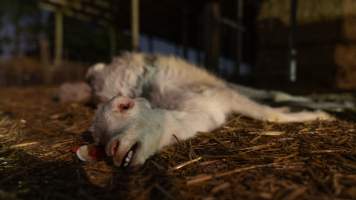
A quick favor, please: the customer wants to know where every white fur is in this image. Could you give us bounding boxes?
[89,52,333,166]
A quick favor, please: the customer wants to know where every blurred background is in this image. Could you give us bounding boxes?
[0,0,355,92]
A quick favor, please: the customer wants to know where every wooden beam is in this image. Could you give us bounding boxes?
[39,0,114,26]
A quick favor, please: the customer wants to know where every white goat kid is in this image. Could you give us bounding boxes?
[88,52,332,167]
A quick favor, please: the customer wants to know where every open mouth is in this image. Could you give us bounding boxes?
[121,142,139,168]
[110,141,139,168]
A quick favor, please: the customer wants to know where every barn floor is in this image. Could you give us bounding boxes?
[0,86,355,200]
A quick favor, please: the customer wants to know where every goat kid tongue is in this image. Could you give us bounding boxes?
[75,144,106,162]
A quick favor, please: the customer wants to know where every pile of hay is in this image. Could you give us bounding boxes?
[0,87,355,199]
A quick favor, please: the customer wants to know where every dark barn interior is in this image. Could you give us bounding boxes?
[0,0,356,199]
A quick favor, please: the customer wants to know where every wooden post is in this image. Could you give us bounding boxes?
[109,26,117,57]
[54,10,63,66]
[175,44,181,55]
[289,0,298,82]
[148,35,154,52]
[204,0,221,73]
[181,8,188,58]
[39,34,50,67]
[131,0,140,51]
[236,0,244,77]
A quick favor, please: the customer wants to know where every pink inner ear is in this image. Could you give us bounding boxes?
[118,100,134,112]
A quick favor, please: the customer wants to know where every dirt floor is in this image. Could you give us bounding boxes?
[0,86,355,200]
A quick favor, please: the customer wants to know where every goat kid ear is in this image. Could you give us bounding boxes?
[118,100,135,112]
[93,95,109,104]
[99,96,109,102]
[86,63,105,79]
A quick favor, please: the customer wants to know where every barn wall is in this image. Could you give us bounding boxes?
[255,0,356,90]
